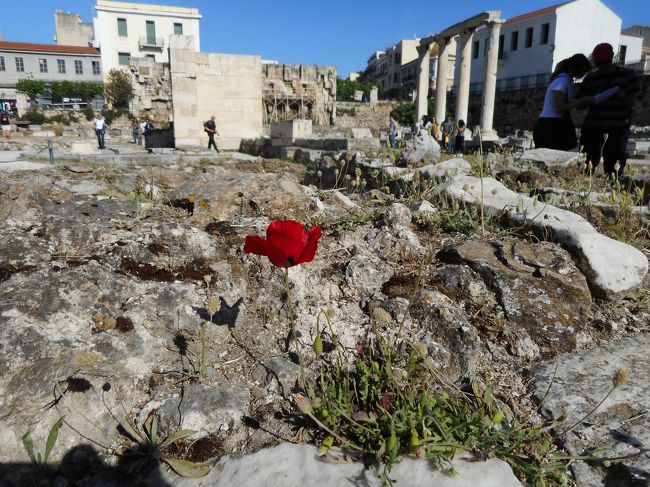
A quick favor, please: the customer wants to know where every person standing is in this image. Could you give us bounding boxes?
[204,115,220,152]
[431,117,440,142]
[1,110,12,139]
[454,120,466,154]
[388,116,398,149]
[577,43,640,178]
[533,54,592,151]
[131,118,141,145]
[92,113,106,149]
[441,116,454,153]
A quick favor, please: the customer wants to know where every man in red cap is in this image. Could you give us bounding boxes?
[577,42,640,178]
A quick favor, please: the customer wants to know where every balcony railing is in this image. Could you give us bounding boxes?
[139,37,164,49]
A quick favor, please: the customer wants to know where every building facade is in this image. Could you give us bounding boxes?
[92,0,201,73]
[363,39,456,101]
[0,41,102,111]
[457,0,644,95]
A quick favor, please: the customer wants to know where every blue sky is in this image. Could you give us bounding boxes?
[2,0,648,77]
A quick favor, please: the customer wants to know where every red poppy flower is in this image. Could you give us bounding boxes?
[244,220,322,268]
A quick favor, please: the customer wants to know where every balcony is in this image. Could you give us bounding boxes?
[139,37,164,49]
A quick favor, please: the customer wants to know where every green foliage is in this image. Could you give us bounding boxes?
[17,109,47,124]
[83,107,95,121]
[336,78,381,101]
[16,79,46,103]
[299,334,571,486]
[337,106,357,117]
[22,416,66,467]
[120,412,209,478]
[101,107,130,125]
[390,100,435,126]
[76,81,104,103]
[50,81,75,102]
[104,69,134,108]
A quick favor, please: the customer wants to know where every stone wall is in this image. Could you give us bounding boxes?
[130,58,173,127]
[451,74,650,134]
[169,36,263,150]
[334,101,400,133]
[263,64,336,126]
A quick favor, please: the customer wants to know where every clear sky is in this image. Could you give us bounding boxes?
[2,0,648,77]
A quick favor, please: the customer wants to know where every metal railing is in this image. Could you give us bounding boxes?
[139,37,164,48]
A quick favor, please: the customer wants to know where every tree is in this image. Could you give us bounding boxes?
[103,69,133,108]
[76,82,104,105]
[16,79,46,105]
[50,80,75,103]
[336,78,382,101]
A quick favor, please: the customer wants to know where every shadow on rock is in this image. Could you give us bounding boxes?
[194,297,243,327]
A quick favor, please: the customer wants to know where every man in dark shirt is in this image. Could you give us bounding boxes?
[204,115,220,152]
[577,43,640,178]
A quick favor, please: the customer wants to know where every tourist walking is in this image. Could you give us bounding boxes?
[533,54,592,151]
[388,116,398,149]
[454,120,466,154]
[441,116,454,153]
[131,118,141,144]
[577,43,641,178]
[1,111,12,139]
[204,116,220,152]
[92,113,106,149]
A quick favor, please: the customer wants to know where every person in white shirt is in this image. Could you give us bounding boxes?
[533,54,593,150]
[92,113,106,149]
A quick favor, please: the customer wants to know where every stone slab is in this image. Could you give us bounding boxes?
[0,161,54,171]
[517,148,579,170]
[442,175,648,296]
[169,443,523,487]
[532,334,650,487]
[351,128,373,139]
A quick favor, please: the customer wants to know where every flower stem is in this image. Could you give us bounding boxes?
[562,386,615,435]
[284,267,305,388]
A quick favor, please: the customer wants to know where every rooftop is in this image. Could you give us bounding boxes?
[95,0,201,18]
[505,1,571,25]
[0,41,100,55]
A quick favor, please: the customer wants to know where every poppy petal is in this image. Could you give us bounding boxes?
[296,225,322,265]
[266,220,308,265]
[243,235,270,257]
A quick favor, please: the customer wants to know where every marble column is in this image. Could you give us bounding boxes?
[455,28,475,124]
[434,37,450,124]
[480,20,503,140]
[415,43,431,122]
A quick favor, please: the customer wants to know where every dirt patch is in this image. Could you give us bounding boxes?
[119,258,213,282]
[382,274,418,298]
[115,316,134,333]
[0,264,36,283]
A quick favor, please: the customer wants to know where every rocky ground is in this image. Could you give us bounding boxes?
[0,134,649,486]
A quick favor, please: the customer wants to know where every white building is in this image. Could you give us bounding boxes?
[92,0,201,73]
[457,0,643,94]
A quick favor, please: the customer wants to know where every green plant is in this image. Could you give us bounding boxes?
[297,333,571,486]
[104,69,134,108]
[390,100,435,126]
[76,81,104,105]
[120,412,209,478]
[50,80,75,102]
[102,107,131,125]
[22,416,66,467]
[83,107,95,121]
[18,109,48,124]
[336,78,382,101]
[16,79,46,105]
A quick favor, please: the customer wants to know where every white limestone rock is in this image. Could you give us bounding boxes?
[169,443,524,487]
[419,157,472,180]
[401,130,441,165]
[518,148,579,170]
[442,175,648,296]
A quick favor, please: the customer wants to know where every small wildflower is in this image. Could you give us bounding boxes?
[313,333,323,357]
[613,368,628,388]
[318,435,334,455]
[317,170,323,178]
[207,296,220,316]
[294,393,313,414]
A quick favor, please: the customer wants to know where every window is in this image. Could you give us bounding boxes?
[39,58,48,73]
[511,31,519,51]
[146,20,156,44]
[0,56,6,71]
[525,27,534,48]
[57,59,66,73]
[540,23,550,45]
[92,61,101,75]
[497,35,504,59]
[173,22,183,35]
[619,45,627,63]
[145,54,155,62]
[536,73,548,86]
[118,52,131,66]
[15,57,24,72]
[484,39,488,57]
[472,40,479,59]
[117,17,127,37]
[75,60,83,74]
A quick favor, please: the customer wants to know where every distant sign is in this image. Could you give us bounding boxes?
[63,97,83,103]
[353,90,363,101]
